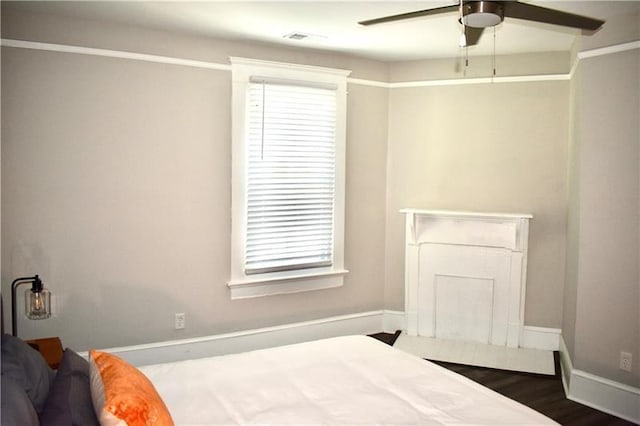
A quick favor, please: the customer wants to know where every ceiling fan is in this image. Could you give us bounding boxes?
[359,1,605,47]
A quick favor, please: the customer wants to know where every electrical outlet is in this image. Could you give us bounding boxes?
[620,351,632,372]
[174,313,186,330]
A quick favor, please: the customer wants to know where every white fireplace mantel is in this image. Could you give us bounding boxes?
[401,209,532,348]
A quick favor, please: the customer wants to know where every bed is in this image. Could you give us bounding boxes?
[2,333,557,425]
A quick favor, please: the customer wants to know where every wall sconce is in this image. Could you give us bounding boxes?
[11,275,51,336]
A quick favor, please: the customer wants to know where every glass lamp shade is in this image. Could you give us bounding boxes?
[462,12,502,28]
[25,287,51,320]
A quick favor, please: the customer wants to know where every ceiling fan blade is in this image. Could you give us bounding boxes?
[503,2,604,31]
[359,4,459,26]
[464,26,484,46]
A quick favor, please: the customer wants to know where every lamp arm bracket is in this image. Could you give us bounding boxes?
[10,275,41,337]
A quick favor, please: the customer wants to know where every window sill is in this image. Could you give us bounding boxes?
[227,269,348,299]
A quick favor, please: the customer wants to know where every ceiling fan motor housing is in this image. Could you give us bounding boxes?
[462,1,504,28]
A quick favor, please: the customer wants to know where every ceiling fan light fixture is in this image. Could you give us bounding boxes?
[359,0,605,49]
[462,1,504,28]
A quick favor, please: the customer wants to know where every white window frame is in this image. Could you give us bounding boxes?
[228,57,350,299]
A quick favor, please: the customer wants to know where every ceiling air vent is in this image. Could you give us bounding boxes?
[283,32,310,41]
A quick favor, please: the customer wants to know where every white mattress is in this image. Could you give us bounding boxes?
[139,335,557,425]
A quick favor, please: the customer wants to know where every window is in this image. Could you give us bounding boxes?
[245,81,335,274]
[229,57,350,299]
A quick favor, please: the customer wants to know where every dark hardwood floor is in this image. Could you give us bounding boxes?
[369,332,635,426]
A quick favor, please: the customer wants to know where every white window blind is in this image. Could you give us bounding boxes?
[245,79,337,275]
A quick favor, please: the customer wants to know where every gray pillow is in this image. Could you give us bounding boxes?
[1,333,54,413]
[1,375,40,426]
[40,348,99,426]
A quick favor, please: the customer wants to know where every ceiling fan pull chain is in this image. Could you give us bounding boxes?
[465,46,469,77]
[460,0,469,77]
[492,26,497,78]
[459,0,467,48]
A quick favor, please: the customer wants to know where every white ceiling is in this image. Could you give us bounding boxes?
[5,1,639,61]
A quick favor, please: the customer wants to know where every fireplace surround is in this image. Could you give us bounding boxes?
[402,209,532,348]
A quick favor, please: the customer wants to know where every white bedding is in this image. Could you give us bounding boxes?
[139,335,557,425]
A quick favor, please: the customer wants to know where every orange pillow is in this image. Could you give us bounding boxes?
[89,350,174,426]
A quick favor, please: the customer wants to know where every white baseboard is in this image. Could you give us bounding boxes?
[385,310,561,352]
[382,309,406,333]
[80,310,562,370]
[570,370,640,423]
[559,336,640,424]
[559,336,574,393]
[84,310,387,366]
[520,325,561,350]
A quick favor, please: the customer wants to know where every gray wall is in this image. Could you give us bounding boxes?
[565,49,640,387]
[384,79,570,328]
[563,7,640,387]
[1,9,389,350]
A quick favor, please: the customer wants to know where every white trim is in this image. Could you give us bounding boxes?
[569,56,580,79]
[399,208,533,220]
[520,325,561,350]
[347,77,390,88]
[2,38,634,89]
[578,40,640,60]
[382,309,560,352]
[0,39,385,87]
[559,335,573,393]
[228,57,349,299]
[571,40,640,77]
[570,370,640,423]
[389,73,570,88]
[80,310,387,366]
[230,56,350,78]
[401,210,531,348]
[227,269,348,299]
[382,310,406,333]
[559,335,640,424]
[0,38,231,71]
